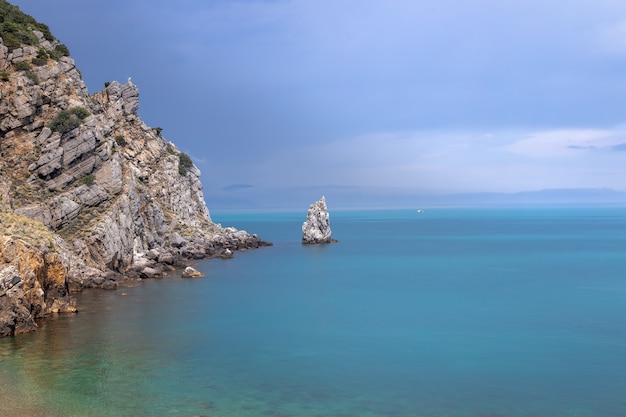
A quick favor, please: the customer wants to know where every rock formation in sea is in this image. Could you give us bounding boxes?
[0,3,270,336]
[301,196,333,244]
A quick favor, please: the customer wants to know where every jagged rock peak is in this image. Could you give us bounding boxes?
[104,79,139,116]
[302,196,333,244]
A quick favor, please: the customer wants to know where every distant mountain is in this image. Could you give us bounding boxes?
[439,188,626,206]
[207,186,626,211]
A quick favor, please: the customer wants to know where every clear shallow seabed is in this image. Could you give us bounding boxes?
[1,207,626,417]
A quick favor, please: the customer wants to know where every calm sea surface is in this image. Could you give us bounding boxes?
[1,207,626,417]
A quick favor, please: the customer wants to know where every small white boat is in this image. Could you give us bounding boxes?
[416,209,424,213]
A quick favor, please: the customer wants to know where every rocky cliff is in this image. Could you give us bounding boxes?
[0,3,269,336]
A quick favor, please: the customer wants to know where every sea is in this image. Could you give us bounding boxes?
[1,206,626,417]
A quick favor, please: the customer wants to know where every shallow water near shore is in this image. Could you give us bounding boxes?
[2,207,626,416]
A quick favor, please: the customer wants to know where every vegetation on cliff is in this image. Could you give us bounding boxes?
[0,212,56,250]
[49,106,90,133]
[0,0,69,57]
[178,152,194,176]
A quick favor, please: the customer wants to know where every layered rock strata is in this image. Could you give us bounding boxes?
[302,196,333,244]
[0,15,270,336]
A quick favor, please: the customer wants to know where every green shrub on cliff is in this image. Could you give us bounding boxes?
[49,106,90,134]
[114,134,127,147]
[69,106,89,119]
[80,174,95,187]
[12,60,31,71]
[12,60,39,83]
[0,1,63,52]
[52,43,70,59]
[32,47,49,66]
[0,20,37,50]
[25,68,39,83]
[178,152,193,176]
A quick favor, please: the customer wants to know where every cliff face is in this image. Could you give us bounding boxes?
[0,6,269,336]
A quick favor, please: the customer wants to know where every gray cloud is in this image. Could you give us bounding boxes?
[11,0,626,200]
[568,145,597,150]
[222,184,256,192]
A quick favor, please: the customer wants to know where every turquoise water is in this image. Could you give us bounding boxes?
[1,207,626,416]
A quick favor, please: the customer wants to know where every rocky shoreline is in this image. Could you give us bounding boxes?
[0,208,272,338]
[78,225,271,290]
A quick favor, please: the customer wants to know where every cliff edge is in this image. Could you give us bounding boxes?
[0,2,270,336]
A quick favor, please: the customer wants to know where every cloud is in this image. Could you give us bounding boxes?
[222,184,256,192]
[12,0,626,197]
[235,126,626,193]
[596,19,626,55]
[568,145,597,150]
[503,129,625,158]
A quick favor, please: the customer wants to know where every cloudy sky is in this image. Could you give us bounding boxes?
[11,0,626,207]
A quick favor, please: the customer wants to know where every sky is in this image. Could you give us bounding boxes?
[9,0,626,208]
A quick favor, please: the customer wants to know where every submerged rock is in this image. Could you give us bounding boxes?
[181,266,203,278]
[302,196,333,244]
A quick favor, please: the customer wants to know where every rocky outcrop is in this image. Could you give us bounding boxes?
[0,214,76,336]
[0,6,270,336]
[302,196,333,244]
[181,266,203,278]
[0,265,35,337]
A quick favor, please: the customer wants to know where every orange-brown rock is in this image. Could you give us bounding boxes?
[0,222,76,336]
